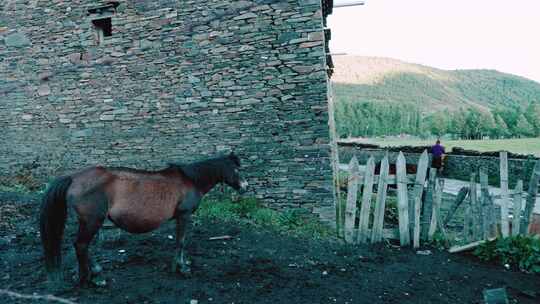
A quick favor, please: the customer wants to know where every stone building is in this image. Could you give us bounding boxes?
[0,0,335,209]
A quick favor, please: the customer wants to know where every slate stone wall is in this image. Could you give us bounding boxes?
[0,0,333,209]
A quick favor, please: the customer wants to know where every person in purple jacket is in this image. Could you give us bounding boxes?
[430,140,445,172]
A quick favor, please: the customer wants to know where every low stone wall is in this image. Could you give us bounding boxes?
[339,145,538,189]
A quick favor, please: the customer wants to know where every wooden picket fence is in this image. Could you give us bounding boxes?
[340,150,443,248]
[448,153,540,252]
[453,152,540,247]
[338,150,540,250]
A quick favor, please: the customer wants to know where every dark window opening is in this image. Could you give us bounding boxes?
[92,18,112,37]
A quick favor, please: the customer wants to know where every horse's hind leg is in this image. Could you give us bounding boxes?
[74,215,104,287]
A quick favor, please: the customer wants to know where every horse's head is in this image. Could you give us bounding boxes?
[223,152,248,194]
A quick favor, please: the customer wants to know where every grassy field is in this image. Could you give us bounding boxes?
[365,138,540,157]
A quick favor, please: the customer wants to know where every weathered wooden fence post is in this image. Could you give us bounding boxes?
[396,152,410,246]
[470,173,481,240]
[428,178,444,240]
[499,151,510,237]
[464,201,472,242]
[422,168,437,240]
[512,180,523,236]
[371,155,389,243]
[520,160,540,235]
[358,157,375,243]
[344,156,360,243]
[412,150,429,248]
[479,168,494,239]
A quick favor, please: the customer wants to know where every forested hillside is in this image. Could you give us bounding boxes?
[332,56,540,139]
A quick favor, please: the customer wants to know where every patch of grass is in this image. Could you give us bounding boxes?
[370,138,540,157]
[0,163,46,194]
[195,197,334,239]
[474,235,540,273]
[428,232,450,250]
[384,196,399,225]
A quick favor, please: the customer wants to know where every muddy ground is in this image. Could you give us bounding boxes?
[0,191,538,304]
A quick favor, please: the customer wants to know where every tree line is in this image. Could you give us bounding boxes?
[334,101,540,139]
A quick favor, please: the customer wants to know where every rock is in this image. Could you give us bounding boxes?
[308,31,324,41]
[291,65,315,74]
[4,32,31,47]
[234,13,257,20]
[73,129,92,137]
[299,41,323,48]
[483,288,509,304]
[37,85,51,96]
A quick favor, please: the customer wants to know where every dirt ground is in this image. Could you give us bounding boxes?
[1,191,539,304]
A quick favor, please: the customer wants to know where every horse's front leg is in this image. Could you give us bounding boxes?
[172,210,192,275]
[172,191,201,275]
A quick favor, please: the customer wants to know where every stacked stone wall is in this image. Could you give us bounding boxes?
[0,0,333,209]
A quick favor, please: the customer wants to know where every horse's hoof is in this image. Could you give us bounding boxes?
[179,265,192,276]
[91,278,107,287]
[91,264,103,275]
[79,278,107,288]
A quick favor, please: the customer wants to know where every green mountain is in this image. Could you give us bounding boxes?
[332,56,540,112]
[331,56,540,138]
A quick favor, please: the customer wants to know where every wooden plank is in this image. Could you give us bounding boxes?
[479,168,491,239]
[521,160,540,235]
[464,203,472,242]
[499,151,510,237]
[428,178,444,240]
[449,237,497,254]
[358,157,375,243]
[489,190,524,199]
[412,150,429,249]
[327,80,343,238]
[470,173,481,241]
[511,180,523,236]
[344,156,360,243]
[443,186,469,227]
[371,155,389,243]
[396,152,410,246]
[422,168,437,240]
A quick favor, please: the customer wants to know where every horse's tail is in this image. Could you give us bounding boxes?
[39,176,73,281]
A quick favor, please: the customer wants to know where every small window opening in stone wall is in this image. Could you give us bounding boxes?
[92,17,112,45]
[88,2,119,45]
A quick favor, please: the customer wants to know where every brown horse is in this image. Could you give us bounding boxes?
[39,152,247,287]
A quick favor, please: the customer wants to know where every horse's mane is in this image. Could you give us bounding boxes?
[168,154,239,189]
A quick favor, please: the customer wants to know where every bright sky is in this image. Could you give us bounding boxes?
[327,0,540,83]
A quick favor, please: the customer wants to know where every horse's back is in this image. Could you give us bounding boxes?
[66,165,189,233]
